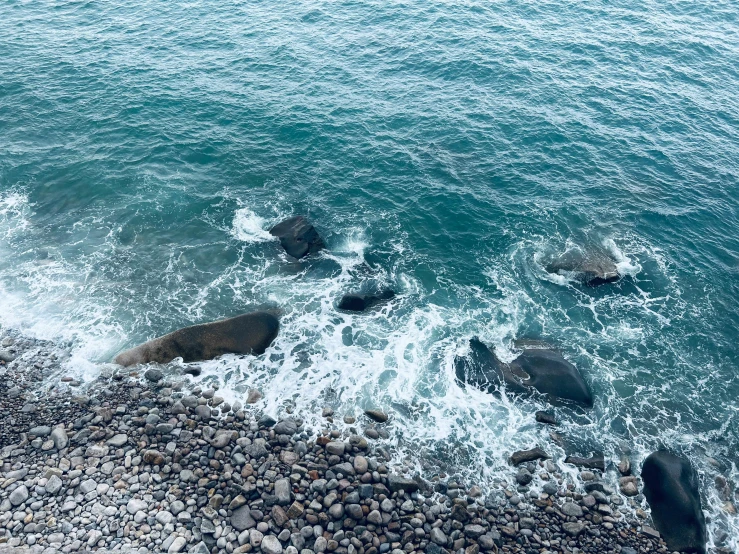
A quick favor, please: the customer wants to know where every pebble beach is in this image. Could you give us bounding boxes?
[0,329,681,554]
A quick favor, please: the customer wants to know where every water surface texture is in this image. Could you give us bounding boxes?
[1,0,739,547]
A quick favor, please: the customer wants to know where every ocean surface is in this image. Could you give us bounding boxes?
[1,0,738,547]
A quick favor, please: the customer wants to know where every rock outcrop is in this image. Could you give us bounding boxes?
[642,451,707,554]
[269,216,324,259]
[455,339,593,407]
[114,312,279,366]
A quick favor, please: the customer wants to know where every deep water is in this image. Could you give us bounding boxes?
[1,0,738,547]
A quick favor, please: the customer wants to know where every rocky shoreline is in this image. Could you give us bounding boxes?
[0,329,682,554]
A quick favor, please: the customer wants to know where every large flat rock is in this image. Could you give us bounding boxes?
[114,311,278,366]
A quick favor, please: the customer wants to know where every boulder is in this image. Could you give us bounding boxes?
[642,451,706,554]
[269,216,324,259]
[364,409,388,423]
[545,249,620,286]
[565,453,605,471]
[337,289,395,312]
[455,339,593,407]
[114,312,278,366]
[388,475,420,494]
[510,447,550,465]
[454,338,506,393]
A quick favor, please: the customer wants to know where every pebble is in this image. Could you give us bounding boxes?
[9,485,28,506]
[107,433,128,446]
[261,535,283,554]
[49,428,68,450]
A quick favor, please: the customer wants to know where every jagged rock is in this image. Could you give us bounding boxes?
[273,419,299,435]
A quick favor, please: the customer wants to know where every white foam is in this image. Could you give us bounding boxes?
[0,198,735,544]
[602,237,641,277]
[230,207,275,243]
[0,190,31,239]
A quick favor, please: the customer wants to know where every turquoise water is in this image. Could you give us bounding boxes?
[1,0,739,546]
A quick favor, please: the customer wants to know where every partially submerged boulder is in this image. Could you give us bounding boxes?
[642,451,707,554]
[338,289,395,312]
[545,249,620,286]
[455,339,593,407]
[511,347,594,407]
[454,338,507,393]
[114,312,279,367]
[269,216,324,259]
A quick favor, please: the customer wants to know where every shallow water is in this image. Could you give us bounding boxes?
[1,0,739,547]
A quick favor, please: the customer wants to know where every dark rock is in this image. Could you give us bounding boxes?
[564,454,605,471]
[642,451,706,554]
[269,216,324,259]
[388,475,419,493]
[244,441,269,459]
[535,411,556,425]
[114,312,279,366]
[545,249,620,286]
[337,289,395,312]
[183,366,202,377]
[454,338,505,392]
[455,339,593,407]
[516,469,533,486]
[273,419,299,435]
[583,481,607,493]
[451,504,471,523]
[144,369,163,383]
[364,409,388,423]
[143,450,165,466]
[508,344,593,407]
[510,447,550,465]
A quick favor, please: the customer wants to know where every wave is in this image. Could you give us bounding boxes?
[230,207,275,244]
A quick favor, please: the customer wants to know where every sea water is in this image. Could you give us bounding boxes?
[1,0,738,547]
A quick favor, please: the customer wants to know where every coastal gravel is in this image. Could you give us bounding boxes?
[0,330,676,554]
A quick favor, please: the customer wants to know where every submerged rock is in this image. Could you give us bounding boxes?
[455,339,593,407]
[545,249,620,286]
[114,312,279,366]
[269,216,324,259]
[337,289,395,312]
[642,451,707,554]
[535,411,557,425]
